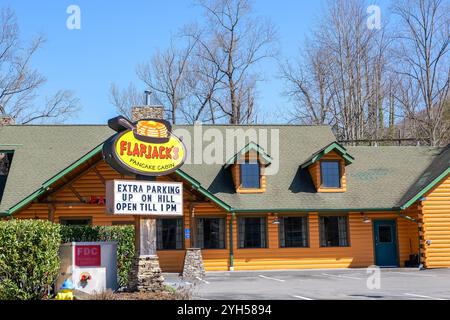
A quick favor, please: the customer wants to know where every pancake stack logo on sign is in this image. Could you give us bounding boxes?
[103,116,186,176]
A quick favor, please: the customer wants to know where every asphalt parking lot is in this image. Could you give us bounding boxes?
[164,268,450,300]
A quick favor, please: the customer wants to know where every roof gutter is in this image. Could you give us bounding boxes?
[233,207,398,213]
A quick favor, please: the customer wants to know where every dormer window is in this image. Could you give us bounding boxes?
[320,161,341,188]
[300,142,354,193]
[223,142,272,194]
[240,161,261,189]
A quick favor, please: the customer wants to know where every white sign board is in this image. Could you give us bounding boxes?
[106,180,183,216]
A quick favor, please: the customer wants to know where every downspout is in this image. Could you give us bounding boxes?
[229,211,235,271]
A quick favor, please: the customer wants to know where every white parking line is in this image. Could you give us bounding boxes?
[404,293,446,300]
[292,295,314,300]
[338,275,363,280]
[258,275,285,282]
[390,272,436,277]
[311,274,342,280]
[321,273,362,280]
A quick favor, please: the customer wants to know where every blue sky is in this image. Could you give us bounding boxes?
[3,0,388,124]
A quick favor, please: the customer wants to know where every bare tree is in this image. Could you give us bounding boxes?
[280,42,335,126]
[185,0,277,124]
[0,7,79,124]
[392,0,450,146]
[181,51,224,123]
[136,39,197,124]
[110,37,196,124]
[109,83,145,119]
[282,0,392,142]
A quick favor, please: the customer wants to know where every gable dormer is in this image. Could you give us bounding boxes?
[224,142,272,194]
[301,142,354,193]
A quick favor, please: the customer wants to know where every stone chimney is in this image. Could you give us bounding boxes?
[131,90,164,121]
[131,106,164,122]
[0,115,15,126]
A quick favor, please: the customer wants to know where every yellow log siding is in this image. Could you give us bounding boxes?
[11,158,423,272]
[231,212,418,270]
[419,173,450,268]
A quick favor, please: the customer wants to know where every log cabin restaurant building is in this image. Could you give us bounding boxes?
[1,108,450,272]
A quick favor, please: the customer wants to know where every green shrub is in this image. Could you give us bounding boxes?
[0,219,61,300]
[60,225,135,288]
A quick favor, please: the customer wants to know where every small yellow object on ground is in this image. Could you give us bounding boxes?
[55,291,74,300]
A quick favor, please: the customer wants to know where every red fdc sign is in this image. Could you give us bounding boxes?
[75,245,101,267]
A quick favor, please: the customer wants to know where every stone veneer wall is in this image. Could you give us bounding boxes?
[127,256,165,292]
[182,248,206,279]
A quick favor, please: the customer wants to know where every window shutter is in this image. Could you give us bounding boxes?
[238,217,245,248]
[260,218,266,248]
[196,218,204,249]
[279,217,285,247]
[176,219,183,249]
[338,216,348,246]
[156,219,163,250]
[302,217,308,247]
[319,216,326,246]
[219,218,225,249]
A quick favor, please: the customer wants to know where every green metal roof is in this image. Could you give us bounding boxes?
[0,124,447,215]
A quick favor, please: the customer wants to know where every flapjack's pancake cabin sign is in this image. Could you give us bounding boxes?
[103,116,186,176]
[102,115,186,217]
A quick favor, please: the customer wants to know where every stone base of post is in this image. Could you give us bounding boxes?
[127,255,165,292]
[182,248,205,279]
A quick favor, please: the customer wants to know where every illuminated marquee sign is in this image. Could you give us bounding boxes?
[102,116,186,176]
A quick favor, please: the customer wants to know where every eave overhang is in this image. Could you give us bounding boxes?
[223,142,273,169]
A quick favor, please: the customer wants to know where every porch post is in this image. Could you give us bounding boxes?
[182,203,206,279]
[127,175,164,292]
[229,212,235,271]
